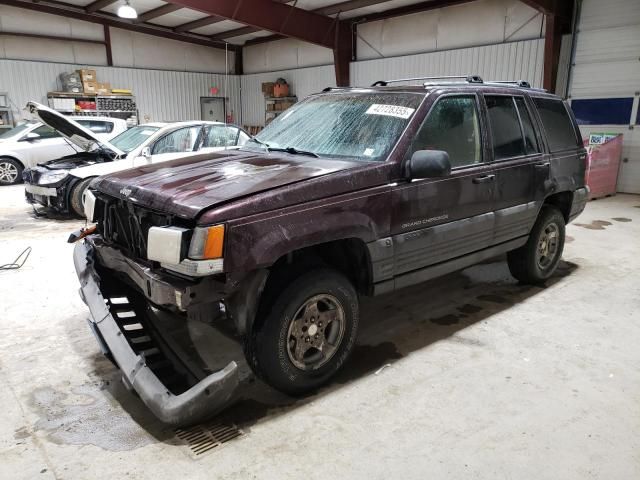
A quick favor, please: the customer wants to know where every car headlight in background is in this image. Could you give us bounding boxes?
[83,190,97,222]
[147,224,225,277]
[37,170,69,185]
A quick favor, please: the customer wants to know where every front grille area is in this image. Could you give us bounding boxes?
[96,193,187,261]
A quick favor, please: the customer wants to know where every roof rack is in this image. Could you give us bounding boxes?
[370,75,546,91]
[371,75,483,87]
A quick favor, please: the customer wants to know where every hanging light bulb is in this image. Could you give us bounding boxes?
[117,0,137,19]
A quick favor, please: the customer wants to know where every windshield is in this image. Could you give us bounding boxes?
[250,92,423,161]
[109,125,160,153]
[0,122,35,140]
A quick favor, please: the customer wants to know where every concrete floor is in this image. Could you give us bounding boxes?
[0,184,639,479]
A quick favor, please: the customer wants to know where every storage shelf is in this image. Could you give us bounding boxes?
[47,92,133,98]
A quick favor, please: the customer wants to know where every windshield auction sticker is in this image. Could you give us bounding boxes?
[366,104,415,119]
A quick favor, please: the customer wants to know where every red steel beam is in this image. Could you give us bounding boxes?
[519,0,572,17]
[172,0,290,33]
[103,24,113,66]
[543,13,563,92]
[137,3,183,23]
[163,0,341,49]
[211,0,391,41]
[0,30,105,43]
[0,0,236,51]
[85,0,117,13]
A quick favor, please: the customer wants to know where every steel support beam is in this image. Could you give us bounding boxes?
[85,0,117,13]
[212,0,391,40]
[173,0,289,33]
[164,0,340,49]
[103,24,113,66]
[137,3,183,23]
[543,13,563,92]
[0,0,236,51]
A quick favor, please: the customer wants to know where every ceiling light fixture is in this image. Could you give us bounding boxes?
[117,0,137,19]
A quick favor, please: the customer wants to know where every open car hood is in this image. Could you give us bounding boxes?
[26,101,124,156]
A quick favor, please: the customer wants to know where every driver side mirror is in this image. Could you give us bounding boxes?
[406,150,451,179]
[141,146,151,159]
[20,132,41,142]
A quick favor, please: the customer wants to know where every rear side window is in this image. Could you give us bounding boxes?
[76,120,114,134]
[485,96,526,159]
[533,98,580,152]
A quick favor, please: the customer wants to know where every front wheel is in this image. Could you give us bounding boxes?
[245,268,359,395]
[507,206,566,284]
[70,177,95,217]
[0,158,23,185]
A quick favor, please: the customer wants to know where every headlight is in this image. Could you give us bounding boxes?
[147,224,225,276]
[37,170,69,185]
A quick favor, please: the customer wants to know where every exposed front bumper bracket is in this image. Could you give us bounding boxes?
[74,241,239,426]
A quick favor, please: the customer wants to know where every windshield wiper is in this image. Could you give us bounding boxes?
[247,137,270,152]
[270,147,319,158]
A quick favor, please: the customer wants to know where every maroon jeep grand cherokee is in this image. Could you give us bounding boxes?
[73,76,588,425]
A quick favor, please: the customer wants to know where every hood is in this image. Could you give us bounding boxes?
[26,102,124,155]
[93,151,361,219]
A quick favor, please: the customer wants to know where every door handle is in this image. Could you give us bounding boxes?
[472,174,495,184]
[535,162,550,169]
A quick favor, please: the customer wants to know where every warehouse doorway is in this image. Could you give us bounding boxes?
[200,97,226,122]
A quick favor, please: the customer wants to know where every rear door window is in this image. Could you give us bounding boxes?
[533,97,581,152]
[151,126,202,154]
[514,97,540,155]
[485,96,526,160]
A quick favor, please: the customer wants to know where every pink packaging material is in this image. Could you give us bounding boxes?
[583,135,623,200]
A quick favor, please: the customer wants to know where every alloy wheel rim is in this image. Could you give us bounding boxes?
[536,222,560,270]
[286,294,346,371]
[0,161,18,183]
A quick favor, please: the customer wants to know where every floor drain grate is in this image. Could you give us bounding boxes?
[175,422,243,457]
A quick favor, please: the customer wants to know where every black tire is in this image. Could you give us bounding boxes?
[70,177,95,217]
[245,268,359,395]
[0,158,23,185]
[507,206,566,284]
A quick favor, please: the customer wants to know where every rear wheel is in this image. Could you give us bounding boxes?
[0,158,23,185]
[70,177,95,217]
[244,268,359,395]
[507,206,565,284]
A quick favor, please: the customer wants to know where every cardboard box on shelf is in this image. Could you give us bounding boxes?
[261,82,275,97]
[96,82,111,95]
[77,69,96,82]
[83,81,97,94]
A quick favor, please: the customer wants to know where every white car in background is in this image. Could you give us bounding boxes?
[0,116,127,185]
[22,102,251,217]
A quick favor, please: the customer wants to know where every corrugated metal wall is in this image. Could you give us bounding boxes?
[0,59,241,124]
[351,38,545,88]
[240,64,336,126]
[568,0,640,193]
[241,38,544,127]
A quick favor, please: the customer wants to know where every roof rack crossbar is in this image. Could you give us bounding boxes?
[371,75,483,87]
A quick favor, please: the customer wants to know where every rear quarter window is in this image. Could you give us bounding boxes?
[533,98,580,152]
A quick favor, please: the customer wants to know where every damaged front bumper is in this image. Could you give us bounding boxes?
[73,240,240,426]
